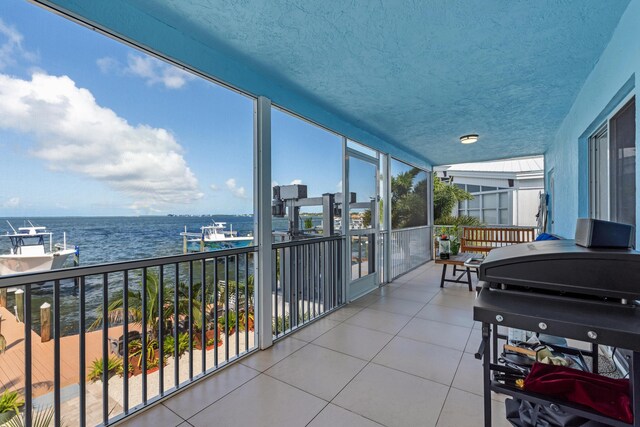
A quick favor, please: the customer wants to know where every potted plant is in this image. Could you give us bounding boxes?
[218,312,237,335]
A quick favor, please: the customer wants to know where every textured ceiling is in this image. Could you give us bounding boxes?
[44,0,631,166]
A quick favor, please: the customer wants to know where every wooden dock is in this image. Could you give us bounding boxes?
[0,306,128,398]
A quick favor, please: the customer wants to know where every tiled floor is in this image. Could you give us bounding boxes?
[119,262,513,427]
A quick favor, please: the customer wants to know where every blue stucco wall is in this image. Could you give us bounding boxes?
[544,0,640,241]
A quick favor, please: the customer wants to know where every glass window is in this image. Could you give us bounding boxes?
[272,108,343,237]
[499,192,509,207]
[481,186,498,192]
[483,209,498,224]
[483,193,498,209]
[455,183,465,190]
[499,209,510,224]
[610,98,636,227]
[0,1,255,264]
[347,139,378,158]
[468,210,481,219]
[467,184,481,193]
[391,158,429,228]
[468,196,480,209]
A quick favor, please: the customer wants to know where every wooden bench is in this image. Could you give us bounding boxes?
[461,226,536,255]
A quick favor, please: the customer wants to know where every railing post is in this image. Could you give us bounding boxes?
[384,153,392,284]
[40,302,51,343]
[255,96,273,350]
[0,288,6,308]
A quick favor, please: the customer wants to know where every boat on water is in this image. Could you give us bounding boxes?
[0,221,76,276]
[181,221,253,252]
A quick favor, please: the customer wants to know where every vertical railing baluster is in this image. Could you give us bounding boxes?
[290,247,295,329]
[102,273,109,425]
[24,285,32,427]
[188,260,193,380]
[244,254,249,353]
[224,256,229,362]
[123,270,129,413]
[283,247,288,333]
[312,243,317,318]
[53,279,61,427]
[235,255,240,357]
[79,277,87,425]
[158,265,164,395]
[142,268,147,404]
[273,249,279,338]
[201,259,206,373]
[174,263,179,388]
[213,257,218,368]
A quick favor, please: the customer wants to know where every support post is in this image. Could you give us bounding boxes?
[15,289,24,322]
[384,154,392,283]
[255,96,273,350]
[40,302,51,343]
[0,289,6,308]
[342,137,349,301]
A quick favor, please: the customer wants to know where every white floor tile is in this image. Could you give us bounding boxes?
[313,323,393,361]
[437,387,512,427]
[265,344,366,400]
[188,374,326,426]
[333,364,449,427]
[372,336,463,385]
[240,337,307,371]
[398,318,472,351]
[416,304,475,328]
[163,362,259,419]
[308,404,384,427]
[345,308,412,335]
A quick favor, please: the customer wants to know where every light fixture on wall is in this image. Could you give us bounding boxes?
[460,134,479,144]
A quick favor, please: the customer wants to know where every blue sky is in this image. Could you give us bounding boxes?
[0,0,345,216]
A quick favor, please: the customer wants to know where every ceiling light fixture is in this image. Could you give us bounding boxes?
[460,134,479,144]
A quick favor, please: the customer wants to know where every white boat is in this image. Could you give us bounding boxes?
[0,222,76,276]
[181,221,253,252]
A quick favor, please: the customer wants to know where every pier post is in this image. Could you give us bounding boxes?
[40,302,51,343]
[15,289,24,322]
[0,289,6,308]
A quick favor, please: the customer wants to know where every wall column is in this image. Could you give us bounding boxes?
[255,96,273,350]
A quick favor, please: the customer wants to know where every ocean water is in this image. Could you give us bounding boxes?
[0,215,318,335]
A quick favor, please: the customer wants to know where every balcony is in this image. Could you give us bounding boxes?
[117,261,509,427]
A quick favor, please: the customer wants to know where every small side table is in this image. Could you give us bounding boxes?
[434,253,481,292]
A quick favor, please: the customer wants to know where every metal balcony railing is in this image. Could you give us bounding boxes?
[390,226,432,279]
[272,235,344,339]
[0,246,257,426]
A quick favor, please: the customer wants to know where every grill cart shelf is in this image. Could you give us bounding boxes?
[474,287,640,427]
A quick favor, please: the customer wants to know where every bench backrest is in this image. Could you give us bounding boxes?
[461,227,535,254]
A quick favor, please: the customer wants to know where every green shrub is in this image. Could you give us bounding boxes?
[88,356,123,382]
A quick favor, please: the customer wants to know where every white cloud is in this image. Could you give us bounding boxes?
[225,178,247,199]
[337,180,343,190]
[0,18,37,70]
[271,180,279,187]
[0,72,203,211]
[3,197,20,208]
[290,179,302,185]
[97,54,194,89]
[209,183,220,191]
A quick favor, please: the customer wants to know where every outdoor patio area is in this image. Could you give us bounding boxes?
[117,261,512,427]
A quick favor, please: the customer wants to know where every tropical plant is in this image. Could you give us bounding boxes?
[303,217,313,230]
[391,168,430,228]
[272,314,290,334]
[5,405,56,427]
[238,309,254,332]
[128,338,162,368]
[435,214,482,227]
[92,272,203,343]
[87,356,123,382]
[218,311,237,333]
[433,175,474,223]
[162,333,190,358]
[0,390,24,423]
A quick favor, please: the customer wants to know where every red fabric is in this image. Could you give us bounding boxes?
[523,362,633,423]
